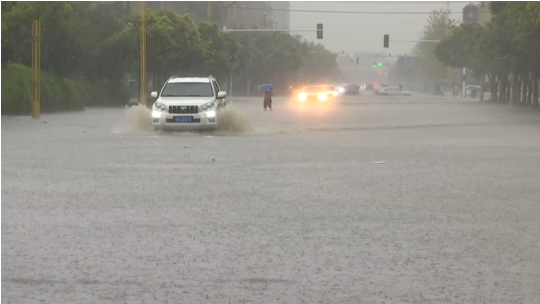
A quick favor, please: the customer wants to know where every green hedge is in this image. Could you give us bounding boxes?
[1,63,130,115]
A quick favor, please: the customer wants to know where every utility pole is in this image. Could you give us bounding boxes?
[207,1,213,21]
[32,18,41,119]
[140,1,147,105]
[479,2,490,102]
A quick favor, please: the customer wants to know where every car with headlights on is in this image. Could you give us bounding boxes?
[151,75,227,130]
[296,85,338,103]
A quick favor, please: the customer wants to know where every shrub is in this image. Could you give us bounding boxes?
[1,63,130,115]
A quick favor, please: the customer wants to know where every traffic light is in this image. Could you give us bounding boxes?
[372,62,376,68]
[384,72,388,76]
[378,71,382,74]
[384,34,389,48]
[316,23,323,39]
[378,62,383,67]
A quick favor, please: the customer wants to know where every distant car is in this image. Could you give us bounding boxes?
[373,84,388,92]
[150,75,227,131]
[336,83,360,95]
[465,84,480,91]
[296,85,338,103]
[465,84,481,96]
[363,84,375,91]
[374,86,412,96]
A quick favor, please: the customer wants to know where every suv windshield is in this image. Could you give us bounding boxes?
[161,82,214,97]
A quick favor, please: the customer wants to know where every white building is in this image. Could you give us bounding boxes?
[269,1,290,30]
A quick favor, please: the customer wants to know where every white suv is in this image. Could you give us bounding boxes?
[150,75,227,130]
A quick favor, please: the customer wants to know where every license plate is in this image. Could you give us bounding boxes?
[175,116,193,123]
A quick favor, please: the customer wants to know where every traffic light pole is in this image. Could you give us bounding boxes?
[389,39,440,43]
[223,28,318,32]
[383,34,440,48]
[223,23,324,39]
[367,55,427,58]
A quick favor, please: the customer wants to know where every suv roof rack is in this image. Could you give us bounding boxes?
[168,75,216,79]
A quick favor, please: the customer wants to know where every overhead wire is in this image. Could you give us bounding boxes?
[232,6,461,15]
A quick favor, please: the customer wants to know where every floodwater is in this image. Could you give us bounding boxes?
[2,94,540,303]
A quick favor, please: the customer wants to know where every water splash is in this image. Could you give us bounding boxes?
[215,104,254,135]
[112,104,154,134]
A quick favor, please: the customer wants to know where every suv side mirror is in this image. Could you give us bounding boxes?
[150,91,158,98]
[217,91,227,99]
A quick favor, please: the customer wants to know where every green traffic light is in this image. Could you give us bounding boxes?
[378,62,382,67]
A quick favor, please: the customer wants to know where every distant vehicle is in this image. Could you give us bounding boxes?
[373,84,388,92]
[296,85,338,103]
[373,86,412,96]
[150,75,227,131]
[465,84,480,91]
[336,83,360,95]
[363,83,375,91]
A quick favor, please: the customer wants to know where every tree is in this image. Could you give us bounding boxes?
[110,10,204,90]
[413,9,458,85]
[1,1,340,102]
[435,23,483,70]
[434,1,540,105]
[297,39,338,84]
[198,21,241,80]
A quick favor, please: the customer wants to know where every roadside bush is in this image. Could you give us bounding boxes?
[89,80,131,107]
[1,63,33,115]
[1,63,130,115]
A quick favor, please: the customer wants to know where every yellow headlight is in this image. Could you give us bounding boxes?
[298,93,307,101]
[318,93,327,101]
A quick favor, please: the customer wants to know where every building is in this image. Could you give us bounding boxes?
[462,3,481,24]
[479,1,492,24]
[221,2,290,30]
[223,2,273,29]
[463,2,492,25]
[269,2,290,30]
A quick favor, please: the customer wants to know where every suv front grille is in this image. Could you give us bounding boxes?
[169,105,199,114]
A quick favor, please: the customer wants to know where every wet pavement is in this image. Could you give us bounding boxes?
[2,94,540,303]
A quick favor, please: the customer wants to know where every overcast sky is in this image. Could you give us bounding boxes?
[289,1,468,55]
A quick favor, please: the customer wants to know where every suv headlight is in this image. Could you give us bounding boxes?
[153,102,166,112]
[200,101,215,112]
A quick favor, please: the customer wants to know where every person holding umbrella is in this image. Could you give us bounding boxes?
[258,84,273,111]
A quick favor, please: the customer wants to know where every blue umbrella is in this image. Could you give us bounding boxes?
[258,83,273,92]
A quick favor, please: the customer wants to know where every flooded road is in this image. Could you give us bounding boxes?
[2,94,540,303]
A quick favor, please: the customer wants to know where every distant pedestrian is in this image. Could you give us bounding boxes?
[263,89,273,111]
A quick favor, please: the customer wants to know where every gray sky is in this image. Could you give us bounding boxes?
[289,1,468,55]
